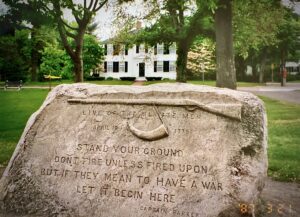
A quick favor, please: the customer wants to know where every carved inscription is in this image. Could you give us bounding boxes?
[31,101,239,216]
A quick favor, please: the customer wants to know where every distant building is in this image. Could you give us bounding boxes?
[285,61,300,75]
[98,43,177,81]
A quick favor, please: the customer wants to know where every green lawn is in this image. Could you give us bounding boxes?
[24,80,134,86]
[189,80,265,87]
[0,89,49,165]
[1,80,263,87]
[144,80,264,87]
[259,96,300,182]
[0,89,299,182]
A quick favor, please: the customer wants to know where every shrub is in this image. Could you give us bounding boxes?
[146,77,162,81]
[85,76,105,81]
[120,77,136,81]
[106,77,114,81]
[39,46,72,81]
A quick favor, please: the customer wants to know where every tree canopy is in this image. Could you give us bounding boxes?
[117,0,215,82]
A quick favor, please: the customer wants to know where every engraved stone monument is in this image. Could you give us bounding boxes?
[0,83,267,217]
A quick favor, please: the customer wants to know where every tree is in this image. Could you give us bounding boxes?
[40,45,72,80]
[2,0,53,81]
[233,0,284,83]
[232,0,300,83]
[81,34,104,77]
[117,0,215,82]
[0,30,31,81]
[187,37,215,80]
[46,0,108,82]
[39,33,104,80]
[276,8,300,67]
[215,0,236,89]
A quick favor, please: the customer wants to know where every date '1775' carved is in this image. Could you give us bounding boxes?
[68,98,242,141]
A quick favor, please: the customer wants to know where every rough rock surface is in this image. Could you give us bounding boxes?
[0,83,267,217]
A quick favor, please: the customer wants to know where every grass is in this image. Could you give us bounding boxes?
[258,96,300,183]
[0,89,299,182]
[86,80,134,85]
[189,80,265,87]
[21,80,134,86]
[0,89,49,165]
[144,80,264,87]
[1,79,264,87]
[144,80,177,85]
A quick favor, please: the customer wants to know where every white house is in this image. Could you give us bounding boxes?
[286,61,300,75]
[98,42,177,81]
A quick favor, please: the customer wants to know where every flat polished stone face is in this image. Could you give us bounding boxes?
[0,84,267,217]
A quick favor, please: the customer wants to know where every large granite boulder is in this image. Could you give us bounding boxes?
[0,83,267,217]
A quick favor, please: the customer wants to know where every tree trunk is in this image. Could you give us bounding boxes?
[215,0,236,89]
[73,56,84,82]
[259,55,267,84]
[56,21,85,83]
[176,41,188,82]
[280,49,287,86]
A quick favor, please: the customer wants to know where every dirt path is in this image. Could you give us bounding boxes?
[132,81,145,86]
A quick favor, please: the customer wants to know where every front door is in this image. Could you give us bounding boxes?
[139,63,145,77]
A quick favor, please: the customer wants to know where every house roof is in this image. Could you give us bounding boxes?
[102,29,140,44]
[286,61,299,67]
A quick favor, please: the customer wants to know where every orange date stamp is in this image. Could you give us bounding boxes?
[239,203,293,215]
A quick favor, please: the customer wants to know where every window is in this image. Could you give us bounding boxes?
[163,44,170,54]
[136,44,140,53]
[125,44,128,55]
[107,45,113,55]
[119,61,128,73]
[104,61,107,72]
[157,61,163,72]
[157,44,163,55]
[170,61,176,72]
[113,44,120,55]
[170,43,176,54]
[120,62,125,72]
[107,62,113,72]
[163,61,170,72]
[113,62,119,73]
[125,62,128,72]
[140,44,145,53]
[154,45,157,55]
[154,61,157,72]
[104,44,107,55]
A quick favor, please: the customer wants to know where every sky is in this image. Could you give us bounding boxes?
[63,0,146,40]
[1,0,300,41]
